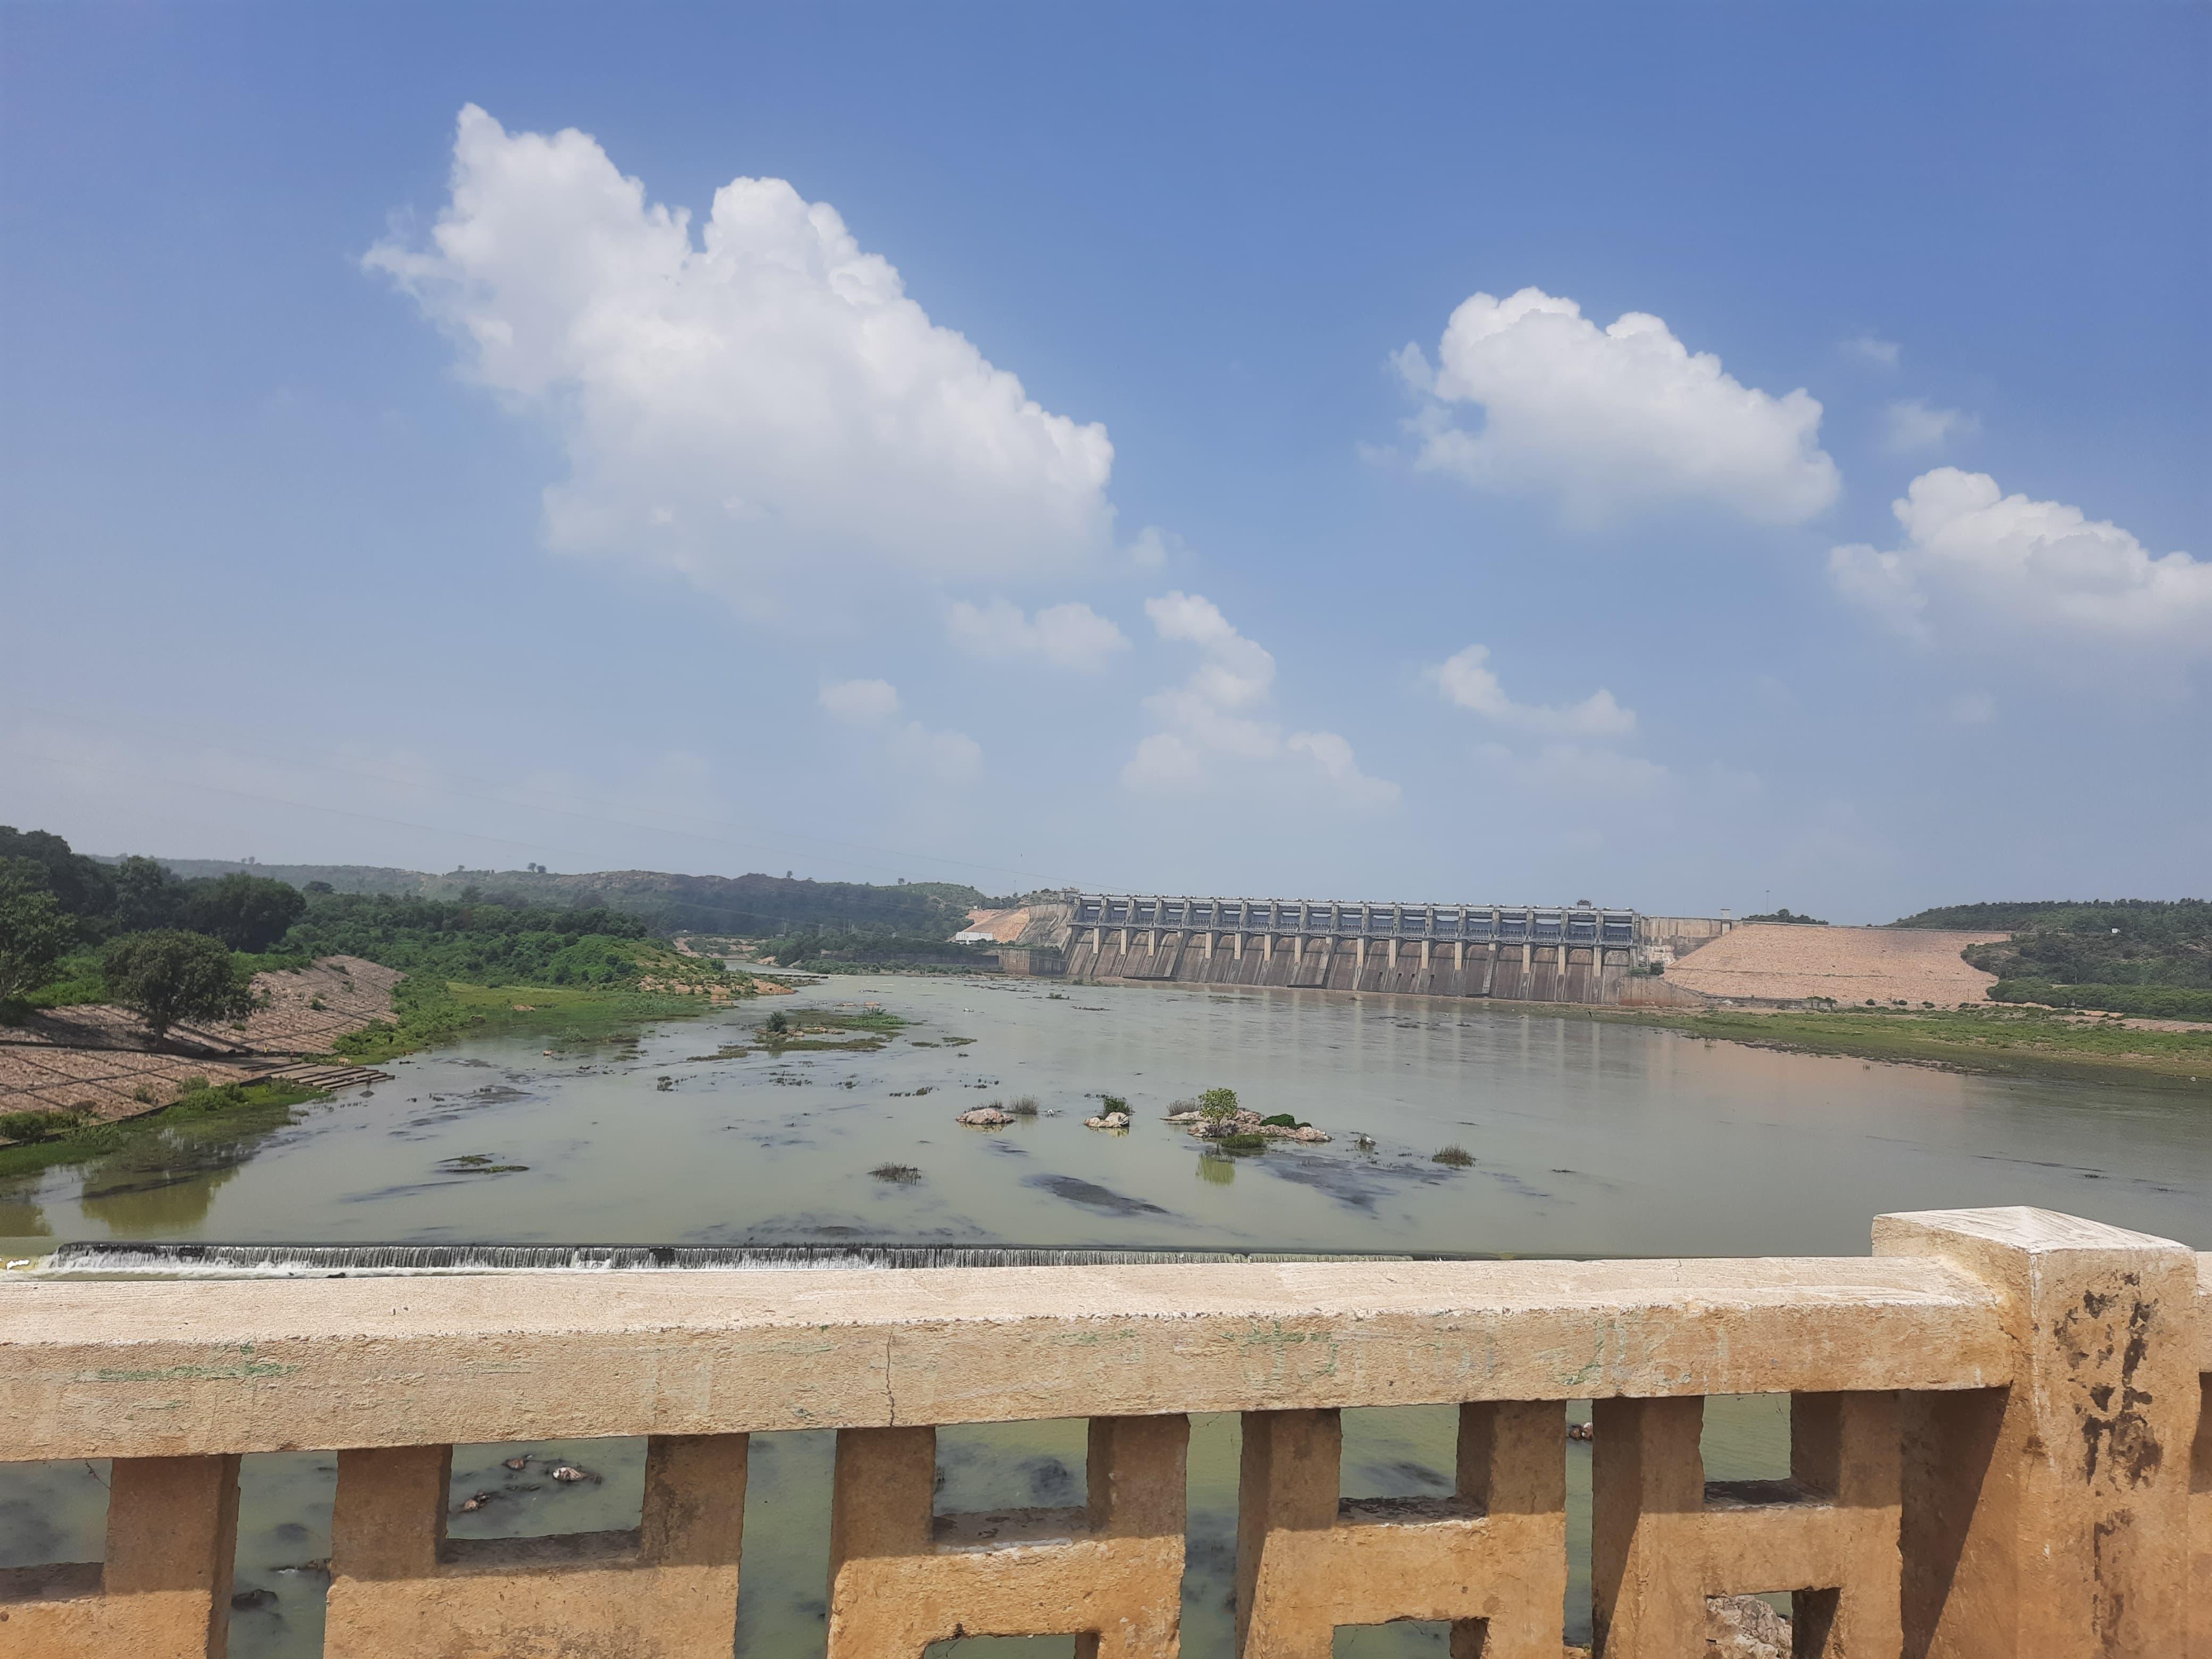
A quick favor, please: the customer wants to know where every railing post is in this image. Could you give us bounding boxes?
[1874,1207,2194,1657]
[324,1434,748,1658]
[0,1454,240,1659]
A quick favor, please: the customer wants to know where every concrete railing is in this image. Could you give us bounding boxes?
[2,1206,2206,1656]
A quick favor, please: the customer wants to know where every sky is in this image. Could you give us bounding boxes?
[2,3,2206,922]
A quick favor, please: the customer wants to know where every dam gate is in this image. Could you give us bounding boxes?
[1059,894,1639,1005]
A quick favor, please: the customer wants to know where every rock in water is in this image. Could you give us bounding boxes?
[1706,1594,1790,1659]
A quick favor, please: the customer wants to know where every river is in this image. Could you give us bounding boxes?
[4,975,2205,1654]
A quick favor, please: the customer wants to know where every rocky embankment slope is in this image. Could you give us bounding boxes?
[1663,923,2005,1007]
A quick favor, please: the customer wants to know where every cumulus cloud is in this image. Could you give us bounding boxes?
[1881,398,1980,455]
[1120,592,1396,803]
[1428,644,1636,738]
[1844,334,1901,368]
[1829,468,2211,654]
[1287,730,1401,806]
[1392,287,1839,525]
[819,678,980,781]
[819,678,901,724]
[368,106,1115,611]
[944,598,1129,671]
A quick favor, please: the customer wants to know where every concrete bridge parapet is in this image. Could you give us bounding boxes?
[2,1208,2206,1655]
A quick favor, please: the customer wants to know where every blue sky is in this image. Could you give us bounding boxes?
[3,3,2206,920]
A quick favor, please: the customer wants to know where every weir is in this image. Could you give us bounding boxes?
[1054,893,1643,1004]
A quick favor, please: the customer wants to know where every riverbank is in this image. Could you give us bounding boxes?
[0,1075,329,1184]
[1594,1000,2212,1091]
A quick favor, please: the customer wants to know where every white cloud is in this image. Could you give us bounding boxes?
[368,106,1115,611]
[819,678,901,725]
[1120,592,1395,804]
[1845,334,1901,368]
[1287,731,1401,806]
[1428,644,1636,738]
[1881,398,1980,455]
[944,598,1129,670]
[1126,525,1178,569]
[819,677,979,781]
[1393,287,1840,525]
[1120,732,1203,793]
[1830,468,2212,654]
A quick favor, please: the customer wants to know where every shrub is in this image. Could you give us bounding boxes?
[0,1107,81,1143]
[1259,1113,1299,1128]
[1432,1144,1475,1168]
[1007,1096,1040,1116]
[1097,1094,1129,1115]
[1196,1086,1239,1121]
[764,1010,791,1036]
[1217,1133,1267,1152]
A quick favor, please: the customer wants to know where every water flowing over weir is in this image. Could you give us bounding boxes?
[37,1240,1436,1276]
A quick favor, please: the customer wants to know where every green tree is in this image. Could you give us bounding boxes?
[179,872,306,952]
[0,826,114,923]
[111,855,189,933]
[101,931,253,1040]
[0,860,76,1002]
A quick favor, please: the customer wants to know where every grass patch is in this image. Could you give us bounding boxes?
[0,1077,326,1182]
[1432,1144,1476,1167]
[333,975,716,1063]
[869,1163,923,1183]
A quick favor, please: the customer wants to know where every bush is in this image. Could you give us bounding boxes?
[764,1010,791,1036]
[1007,1096,1040,1116]
[1432,1144,1476,1167]
[0,1107,83,1143]
[1196,1087,1239,1121]
[1098,1094,1128,1115]
[1259,1113,1300,1128]
[1217,1133,1267,1152]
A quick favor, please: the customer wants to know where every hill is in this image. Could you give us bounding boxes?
[1893,898,2211,1019]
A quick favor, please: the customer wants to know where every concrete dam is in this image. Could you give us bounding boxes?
[1036,894,1648,1006]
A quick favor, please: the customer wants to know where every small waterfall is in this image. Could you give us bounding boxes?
[36,1240,1448,1277]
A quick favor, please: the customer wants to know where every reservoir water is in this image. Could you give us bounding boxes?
[5,975,2205,1654]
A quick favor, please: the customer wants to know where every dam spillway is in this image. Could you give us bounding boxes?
[1052,894,1641,1004]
